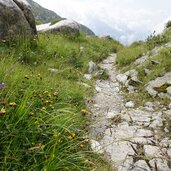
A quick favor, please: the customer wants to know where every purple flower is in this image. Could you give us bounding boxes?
[75,128,81,133]
[0,83,5,90]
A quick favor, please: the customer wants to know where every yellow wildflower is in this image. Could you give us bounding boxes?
[53,92,58,96]
[81,109,88,115]
[71,133,76,138]
[9,102,17,107]
[0,108,6,116]
[24,75,29,79]
[42,107,46,110]
[80,144,84,148]
[68,135,73,140]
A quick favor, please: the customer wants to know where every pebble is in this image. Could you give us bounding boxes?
[125,101,135,108]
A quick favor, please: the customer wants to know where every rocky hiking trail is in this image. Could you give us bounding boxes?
[87,54,171,171]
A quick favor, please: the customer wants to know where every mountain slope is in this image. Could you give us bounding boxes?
[27,0,62,24]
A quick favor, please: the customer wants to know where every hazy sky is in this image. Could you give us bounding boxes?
[34,0,171,44]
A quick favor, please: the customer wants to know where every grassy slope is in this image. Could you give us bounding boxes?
[0,33,121,170]
[116,27,171,104]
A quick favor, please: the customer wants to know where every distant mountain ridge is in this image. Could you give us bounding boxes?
[26,0,95,35]
[26,0,62,24]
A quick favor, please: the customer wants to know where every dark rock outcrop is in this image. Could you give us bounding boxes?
[0,0,37,40]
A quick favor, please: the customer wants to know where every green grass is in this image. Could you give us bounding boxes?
[116,41,148,68]
[0,33,121,170]
[116,27,171,69]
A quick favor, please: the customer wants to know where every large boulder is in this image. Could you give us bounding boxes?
[37,19,80,37]
[0,0,37,40]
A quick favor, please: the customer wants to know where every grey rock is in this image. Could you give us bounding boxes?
[150,59,161,65]
[158,92,171,99]
[134,54,149,65]
[37,19,80,37]
[102,140,136,169]
[118,157,134,171]
[145,86,158,97]
[164,127,169,133]
[149,158,171,171]
[149,117,163,128]
[0,0,36,40]
[106,111,119,119]
[90,139,104,154]
[127,85,136,93]
[159,138,171,148]
[169,103,171,109]
[167,86,171,95]
[84,74,92,80]
[95,86,101,92]
[167,148,171,158]
[145,72,171,98]
[144,145,166,158]
[88,61,97,74]
[48,68,58,73]
[116,74,128,85]
[125,101,135,108]
[132,160,151,171]
[125,69,138,77]
[144,68,150,74]
[144,102,154,108]
[13,0,37,34]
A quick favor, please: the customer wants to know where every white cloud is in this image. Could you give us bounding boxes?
[33,0,171,44]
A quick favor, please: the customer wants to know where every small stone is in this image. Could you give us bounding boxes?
[149,117,163,129]
[159,138,171,148]
[167,86,171,96]
[158,92,170,99]
[88,61,97,74]
[144,102,154,108]
[169,103,171,109]
[84,74,92,80]
[145,85,157,97]
[125,101,135,108]
[48,68,58,73]
[144,68,150,74]
[127,86,135,93]
[167,148,171,158]
[90,140,104,154]
[95,86,101,92]
[116,74,128,85]
[106,111,118,119]
[132,160,151,171]
[150,59,161,65]
[164,127,169,133]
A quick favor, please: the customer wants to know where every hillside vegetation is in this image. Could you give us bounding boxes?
[0,33,121,170]
[116,25,171,104]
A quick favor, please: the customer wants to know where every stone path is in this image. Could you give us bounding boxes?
[88,54,171,171]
